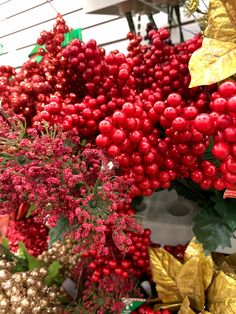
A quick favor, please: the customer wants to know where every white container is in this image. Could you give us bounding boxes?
[140,189,199,246]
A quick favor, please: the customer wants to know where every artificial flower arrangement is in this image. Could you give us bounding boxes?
[0,0,236,312]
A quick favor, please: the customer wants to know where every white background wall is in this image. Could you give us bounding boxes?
[0,0,200,68]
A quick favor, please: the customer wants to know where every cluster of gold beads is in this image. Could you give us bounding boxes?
[0,267,63,314]
[38,238,80,277]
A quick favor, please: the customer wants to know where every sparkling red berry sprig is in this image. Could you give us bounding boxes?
[6,217,48,256]
[82,228,152,284]
[132,305,172,314]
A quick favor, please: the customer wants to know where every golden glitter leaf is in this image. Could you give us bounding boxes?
[189,0,236,87]
[176,257,205,312]
[178,297,196,314]
[204,0,236,42]
[149,247,182,303]
[184,238,214,290]
[207,271,236,313]
[189,38,236,87]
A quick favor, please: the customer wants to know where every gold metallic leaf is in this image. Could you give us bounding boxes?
[178,297,196,314]
[204,0,236,43]
[177,257,205,312]
[222,0,236,28]
[184,238,214,290]
[154,303,182,311]
[220,261,236,280]
[189,0,236,87]
[189,38,236,87]
[208,271,236,313]
[149,247,182,303]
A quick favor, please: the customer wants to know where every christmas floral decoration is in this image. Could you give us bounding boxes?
[149,238,236,313]
[1,6,236,312]
[0,113,141,256]
[189,0,236,87]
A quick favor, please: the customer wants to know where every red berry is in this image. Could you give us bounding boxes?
[218,80,236,98]
[194,113,214,135]
[227,96,236,113]
[210,98,227,113]
[99,120,113,134]
[96,134,110,148]
[212,142,230,160]
[172,117,187,132]
[167,93,182,107]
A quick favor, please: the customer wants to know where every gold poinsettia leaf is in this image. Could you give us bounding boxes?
[177,257,205,312]
[189,0,236,87]
[178,297,196,314]
[189,38,236,87]
[222,0,236,28]
[148,247,182,303]
[208,271,236,313]
[184,238,214,290]
[204,0,236,43]
[154,303,182,311]
[220,261,236,280]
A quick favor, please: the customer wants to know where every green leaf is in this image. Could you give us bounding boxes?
[203,137,221,167]
[81,139,87,147]
[13,260,28,273]
[26,203,36,218]
[44,260,62,286]
[193,207,233,253]
[2,237,9,250]
[18,242,43,271]
[0,237,15,261]
[212,195,236,231]
[28,44,45,57]
[49,216,70,248]
[61,28,82,47]
[131,196,144,211]
[34,55,43,63]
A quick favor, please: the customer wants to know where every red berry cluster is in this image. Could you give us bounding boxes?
[6,217,48,256]
[84,228,151,283]
[132,305,172,314]
[6,15,236,197]
[1,14,69,124]
[94,31,216,196]
[163,244,187,261]
[205,80,236,189]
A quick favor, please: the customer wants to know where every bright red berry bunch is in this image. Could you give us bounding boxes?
[6,217,48,256]
[132,305,172,314]
[0,17,220,196]
[82,228,151,283]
